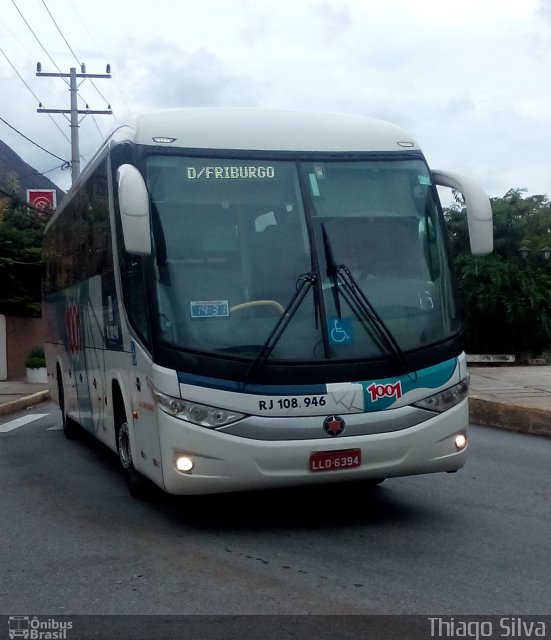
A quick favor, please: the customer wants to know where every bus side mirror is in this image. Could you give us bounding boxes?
[117,164,152,256]
[432,169,493,256]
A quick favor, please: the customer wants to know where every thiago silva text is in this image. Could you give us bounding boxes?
[429,617,546,640]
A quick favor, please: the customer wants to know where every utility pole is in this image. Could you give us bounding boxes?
[36,63,112,184]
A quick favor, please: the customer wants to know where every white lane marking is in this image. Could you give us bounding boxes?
[47,425,63,431]
[0,414,49,433]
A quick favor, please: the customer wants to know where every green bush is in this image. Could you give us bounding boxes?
[445,189,551,358]
[0,203,47,317]
[25,345,45,369]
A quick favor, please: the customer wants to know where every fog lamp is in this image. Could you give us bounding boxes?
[455,434,467,450]
[175,455,194,473]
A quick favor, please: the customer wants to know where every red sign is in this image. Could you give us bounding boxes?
[27,189,56,211]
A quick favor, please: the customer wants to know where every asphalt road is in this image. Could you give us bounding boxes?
[0,401,549,618]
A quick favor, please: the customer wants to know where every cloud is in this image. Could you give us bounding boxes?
[1,0,549,198]
[308,1,352,41]
[537,0,551,21]
[113,40,260,111]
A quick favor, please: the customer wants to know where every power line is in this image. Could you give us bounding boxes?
[36,66,112,183]
[37,0,113,141]
[18,163,70,179]
[10,0,68,85]
[39,0,81,66]
[0,45,40,103]
[68,0,129,116]
[5,0,111,167]
[24,0,94,119]
[0,13,81,125]
[0,14,36,60]
[38,1,101,108]
[68,1,108,60]
[0,45,71,144]
[0,115,69,163]
[40,0,114,124]
[1,5,101,172]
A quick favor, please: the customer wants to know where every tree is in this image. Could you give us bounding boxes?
[0,198,49,317]
[444,189,551,357]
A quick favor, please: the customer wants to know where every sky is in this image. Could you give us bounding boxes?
[1,0,550,198]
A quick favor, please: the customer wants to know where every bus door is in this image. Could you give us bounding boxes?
[127,338,165,489]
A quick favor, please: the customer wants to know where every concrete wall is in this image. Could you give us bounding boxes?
[5,316,46,380]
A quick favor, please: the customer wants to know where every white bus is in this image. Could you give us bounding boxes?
[42,108,493,499]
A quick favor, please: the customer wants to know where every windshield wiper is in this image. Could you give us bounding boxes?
[244,272,318,383]
[321,223,408,371]
[322,224,342,319]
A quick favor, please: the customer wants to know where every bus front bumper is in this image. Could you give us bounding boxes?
[155,400,469,495]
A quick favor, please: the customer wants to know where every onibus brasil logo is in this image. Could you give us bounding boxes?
[8,616,72,639]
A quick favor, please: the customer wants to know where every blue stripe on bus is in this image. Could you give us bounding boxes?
[178,357,457,401]
[177,371,327,395]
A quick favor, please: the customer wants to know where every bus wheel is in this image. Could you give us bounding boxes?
[58,368,79,440]
[116,415,153,500]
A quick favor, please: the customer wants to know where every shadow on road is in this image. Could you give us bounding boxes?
[151,480,439,532]
[63,423,445,532]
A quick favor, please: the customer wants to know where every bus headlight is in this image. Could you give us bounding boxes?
[149,382,245,428]
[412,377,469,413]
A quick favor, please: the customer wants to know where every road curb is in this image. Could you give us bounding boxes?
[0,391,50,418]
[469,397,551,437]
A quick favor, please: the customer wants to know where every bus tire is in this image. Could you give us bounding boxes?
[58,367,79,440]
[115,409,153,500]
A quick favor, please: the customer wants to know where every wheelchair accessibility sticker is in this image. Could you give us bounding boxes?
[328,318,353,345]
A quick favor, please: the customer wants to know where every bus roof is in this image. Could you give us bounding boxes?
[111,108,420,153]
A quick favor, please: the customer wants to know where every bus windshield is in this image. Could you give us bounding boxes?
[145,155,459,362]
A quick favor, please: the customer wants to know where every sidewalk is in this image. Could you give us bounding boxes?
[0,379,50,417]
[468,365,551,437]
[0,367,550,436]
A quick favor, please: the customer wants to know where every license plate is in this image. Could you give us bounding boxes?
[309,449,361,473]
